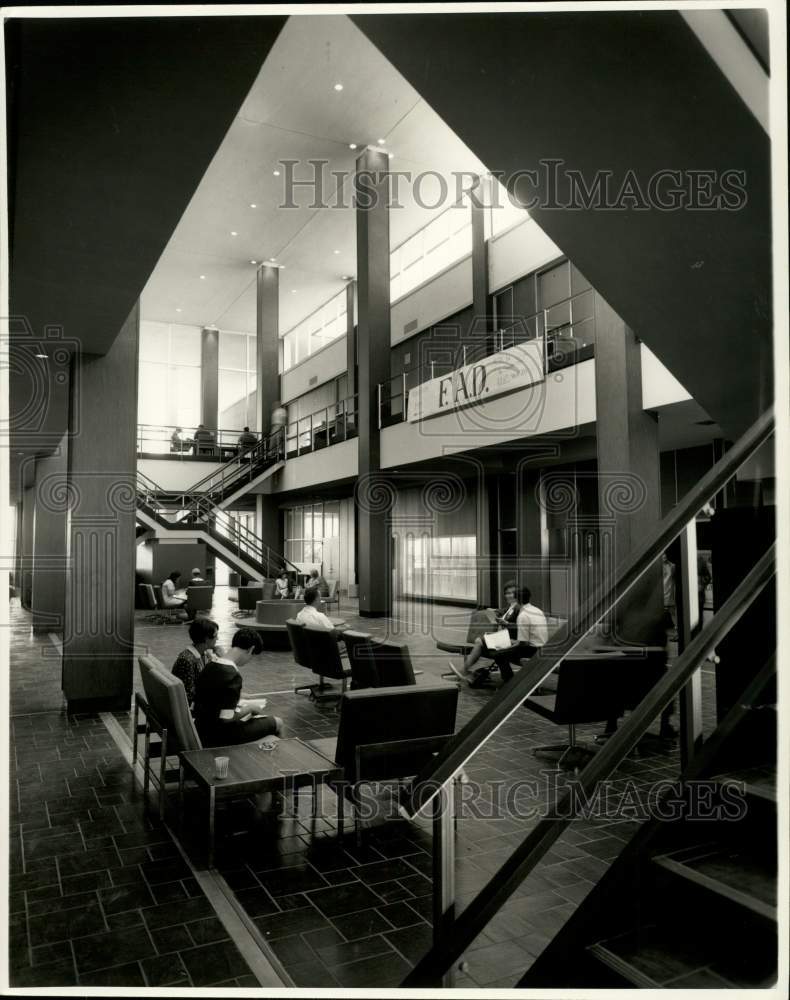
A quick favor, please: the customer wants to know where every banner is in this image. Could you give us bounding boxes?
[406,339,545,422]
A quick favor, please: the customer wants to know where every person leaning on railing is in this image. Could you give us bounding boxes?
[237,426,257,456]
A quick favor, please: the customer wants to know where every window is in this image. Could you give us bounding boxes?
[138,321,202,446]
[397,532,477,602]
[218,331,257,430]
[390,199,473,303]
[281,289,348,373]
[284,501,341,570]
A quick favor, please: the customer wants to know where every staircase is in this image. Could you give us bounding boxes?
[394,408,777,989]
[523,660,777,989]
[135,465,296,583]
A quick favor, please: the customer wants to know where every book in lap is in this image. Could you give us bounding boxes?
[483,630,512,652]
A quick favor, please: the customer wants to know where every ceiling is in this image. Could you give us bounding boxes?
[140,14,488,335]
[6,13,288,495]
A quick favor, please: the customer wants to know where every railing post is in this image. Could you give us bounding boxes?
[402,372,407,421]
[377,383,382,430]
[432,780,456,988]
[677,520,704,767]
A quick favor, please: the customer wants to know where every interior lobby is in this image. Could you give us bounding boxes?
[3,6,785,995]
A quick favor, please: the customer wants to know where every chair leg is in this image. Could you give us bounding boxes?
[337,789,345,841]
[132,699,139,766]
[159,727,168,820]
[143,723,151,802]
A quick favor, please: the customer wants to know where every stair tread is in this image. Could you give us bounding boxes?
[652,843,776,920]
[588,923,774,988]
[712,764,776,802]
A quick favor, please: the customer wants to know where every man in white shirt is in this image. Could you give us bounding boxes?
[463,586,548,686]
[295,588,335,631]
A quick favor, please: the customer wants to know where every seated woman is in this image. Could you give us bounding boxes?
[161,571,187,615]
[274,571,290,599]
[455,585,547,687]
[304,568,329,598]
[193,628,283,747]
[171,618,219,709]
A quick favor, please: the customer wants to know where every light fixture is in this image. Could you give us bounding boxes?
[269,257,277,262]
[377,138,386,144]
[250,203,257,208]
[250,259,258,265]
[291,289,297,294]
[388,153,394,160]
[34,353,48,359]
[349,142,357,150]
[230,231,238,236]
[175,308,182,313]
[334,83,344,92]
[199,274,206,280]
[273,169,280,177]
[333,249,340,255]
[341,275,351,281]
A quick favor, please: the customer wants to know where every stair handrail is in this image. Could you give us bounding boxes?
[136,468,300,578]
[399,404,775,986]
[184,427,285,499]
[403,543,774,985]
[406,406,774,810]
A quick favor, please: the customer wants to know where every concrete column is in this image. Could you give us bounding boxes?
[256,264,279,436]
[201,326,219,431]
[20,486,35,610]
[593,294,663,643]
[62,303,139,711]
[356,147,391,616]
[519,467,549,611]
[31,436,69,633]
[470,176,493,355]
[345,280,357,400]
[255,493,282,576]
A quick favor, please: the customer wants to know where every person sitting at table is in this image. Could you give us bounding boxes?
[192,424,215,455]
[237,426,258,453]
[172,618,220,709]
[274,571,290,599]
[295,588,336,631]
[170,427,184,453]
[193,628,283,747]
[462,586,547,687]
[304,568,329,598]
[161,571,188,616]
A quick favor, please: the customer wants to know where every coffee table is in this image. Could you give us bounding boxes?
[178,738,343,866]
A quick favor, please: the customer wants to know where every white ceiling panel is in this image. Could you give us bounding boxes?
[141,13,489,335]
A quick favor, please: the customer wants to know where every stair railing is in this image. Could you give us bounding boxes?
[135,468,299,580]
[398,406,774,987]
[181,427,286,502]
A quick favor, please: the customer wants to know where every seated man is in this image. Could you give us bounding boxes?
[237,426,258,453]
[193,628,283,747]
[463,586,547,687]
[295,588,335,631]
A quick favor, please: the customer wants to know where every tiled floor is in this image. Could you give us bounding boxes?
[8,589,707,990]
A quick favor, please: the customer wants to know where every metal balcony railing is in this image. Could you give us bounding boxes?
[284,394,358,458]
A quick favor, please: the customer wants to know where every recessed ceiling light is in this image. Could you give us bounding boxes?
[291,289,297,294]
[388,153,394,160]
[341,275,351,281]
[250,203,257,209]
[250,259,258,265]
[269,257,277,262]
[279,265,286,270]
[273,169,280,177]
[377,138,386,144]
[333,249,340,255]
[230,231,238,236]
[349,143,357,150]
[199,275,206,280]
[334,83,344,92]
[34,353,48,359]
[175,308,182,313]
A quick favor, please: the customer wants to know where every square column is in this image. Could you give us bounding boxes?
[593,294,663,643]
[62,304,139,711]
[31,436,69,633]
[356,147,391,616]
[256,263,280,436]
[200,326,219,431]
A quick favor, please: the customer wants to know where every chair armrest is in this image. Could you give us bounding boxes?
[435,641,473,655]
